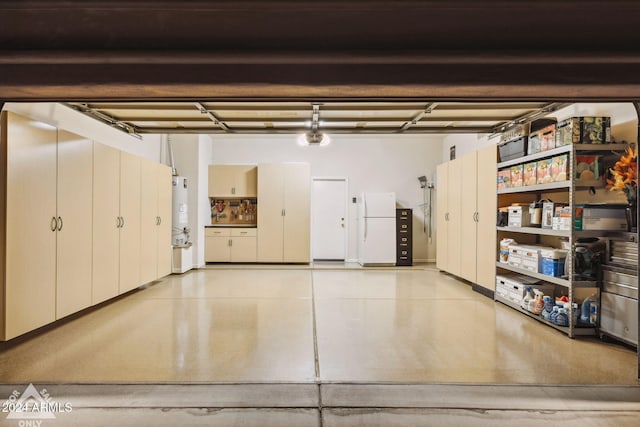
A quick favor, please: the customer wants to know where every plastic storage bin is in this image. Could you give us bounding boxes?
[540,248,568,277]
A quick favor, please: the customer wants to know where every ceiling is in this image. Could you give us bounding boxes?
[64,101,568,137]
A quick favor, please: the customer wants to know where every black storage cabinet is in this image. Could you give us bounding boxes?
[396,208,413,266]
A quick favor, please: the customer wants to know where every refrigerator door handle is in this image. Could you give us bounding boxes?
[363,195,367,219]
[364,219,367,241]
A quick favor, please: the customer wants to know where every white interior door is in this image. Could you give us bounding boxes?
[312,178,347,260]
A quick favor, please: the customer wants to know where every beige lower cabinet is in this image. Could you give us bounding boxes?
[436,145,496,291]
[257,163,310,263]
[205,228,257,262]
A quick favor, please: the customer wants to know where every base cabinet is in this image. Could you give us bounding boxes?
[205,228,257,262]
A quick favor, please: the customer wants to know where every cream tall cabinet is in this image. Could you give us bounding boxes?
[92,147,143,299]
[257,163,310,263]
[436,145,496,292]
[92,143,121,304]
[1,112,93,340]
[209,165,257,197]
[140,158,172,284]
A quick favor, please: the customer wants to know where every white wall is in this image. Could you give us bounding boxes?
[2,102,164,161]
[441,133,493,164]
[206,134,444,262]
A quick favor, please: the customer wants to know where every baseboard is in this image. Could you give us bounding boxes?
[472,282,495,300]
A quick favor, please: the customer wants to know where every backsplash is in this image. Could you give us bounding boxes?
[210,198,258,225]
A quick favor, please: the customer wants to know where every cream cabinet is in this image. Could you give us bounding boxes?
[2,111,58,340]
[436,145,496,291]
[55,130,94,319]
[1,113,94,340]
[140,159,173,284]
[92,143,121,304]
[435,162,449,272]
[257,163,310,263]
[205,228,257,262]
[118,152,142,294]
[208,165,257,197]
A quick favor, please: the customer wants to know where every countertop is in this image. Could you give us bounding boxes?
[205,224,257,228]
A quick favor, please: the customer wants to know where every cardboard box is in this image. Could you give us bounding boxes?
[508,206,532,227]
[574,204,628,231]
[510,165,524,187]
[542,201,567,229]
[496,274,554,306]
[574,155,600,181]
[497,168,511,189]
[522,162,537,186]
[539,124,557,151]
[551,154,568,182]
[536,158,553,184]
[556,116,611,145]
[552,206,571,231]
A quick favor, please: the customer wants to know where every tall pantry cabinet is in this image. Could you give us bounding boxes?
[257,163,310,263]
[92,146,143,299]
[1,112,93,339]
[436,144,497,292]
[140,158,172,284]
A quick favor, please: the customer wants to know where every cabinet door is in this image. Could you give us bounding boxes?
[208,165,236,197]
[476,145,497,291]
[119,152,141,293]
[205,236,231,262]
[4,112,57,339]
[459,152,478,283]
[140,158,158,284]
[446,158,462,276]
[157,164,173,277]
[235,165,258,197]
[257,164,285,262]
[435,163,448,271]
[56,130,93,319]
[231,237,257,262]
[283,163,310,262]
[92,143,121,304]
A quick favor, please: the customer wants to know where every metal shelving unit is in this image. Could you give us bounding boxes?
[496,143,626,338]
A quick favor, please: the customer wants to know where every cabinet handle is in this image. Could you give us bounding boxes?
[228,239,232,247]
[50,216,57,232]
[57,216,63,231]
[232,187,235,195]
[158,216,162,225]
[476,212,479,222]
[121,216,125,228]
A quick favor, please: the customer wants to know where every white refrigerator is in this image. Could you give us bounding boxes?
[358,192,397,266]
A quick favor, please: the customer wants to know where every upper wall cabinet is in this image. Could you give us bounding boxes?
[208,165,257,197]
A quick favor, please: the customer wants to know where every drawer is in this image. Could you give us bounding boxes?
[603,281,638,299]
[603,267,637,287]
[205,228,231,237]
[600,291,638,346]
[231,228,257,237]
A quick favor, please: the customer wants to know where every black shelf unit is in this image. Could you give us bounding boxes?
[396,208,413,266]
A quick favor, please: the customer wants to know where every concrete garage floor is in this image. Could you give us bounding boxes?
[0,266,638,425]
